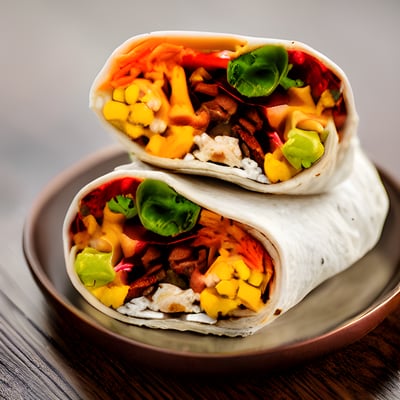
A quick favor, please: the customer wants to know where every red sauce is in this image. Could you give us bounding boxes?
[70,177,142,235]
[288,50,342,100]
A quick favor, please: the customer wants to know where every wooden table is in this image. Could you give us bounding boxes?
[1,1,400,398]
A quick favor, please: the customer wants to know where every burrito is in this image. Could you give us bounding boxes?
[63,146,388,337]
[90,31,358,194]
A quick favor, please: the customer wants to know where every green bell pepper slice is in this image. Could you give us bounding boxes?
[74,247,115,288]
[227,45,302,97]
[107,195,137,219]
[281,128,325,169]
[136,179,201,237]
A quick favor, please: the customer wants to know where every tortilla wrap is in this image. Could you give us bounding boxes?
[63,145,388,337]
[90,31,358,194]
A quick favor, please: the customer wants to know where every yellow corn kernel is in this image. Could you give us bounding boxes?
[145,126,194,159]
[233,259,251,280]
[103,100,130,121]
[112,87,125,103]
[124,83,140,105]
[123,122,145,139]
[208,259,234,280]
[90,286,105,299]
[237,280,263,312]
[91,285,129,309]
[129,103,154,126]
[316,89,336,114]
[264,148,298,183]
[145,134,164,156]
[248,270,265,287]
[200,288,239,319]
[102,285,129,308]
[215,279,239,299]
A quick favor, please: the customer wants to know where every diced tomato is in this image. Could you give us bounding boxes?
[79,177,142,220]
[288,50,341,100]
[181,51,231,70]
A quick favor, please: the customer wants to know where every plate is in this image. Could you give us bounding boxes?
[23,146,400,375]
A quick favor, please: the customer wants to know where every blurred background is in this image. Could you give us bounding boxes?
[1,0,399,242]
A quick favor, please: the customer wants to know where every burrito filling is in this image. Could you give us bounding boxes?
[68,177,274,322]
[98,42,346,183]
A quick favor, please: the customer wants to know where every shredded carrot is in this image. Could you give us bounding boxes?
[112,63,137,81]
[147,43,184,65]
[228,227,266,272]
[107,42,186,91]
[110,75,137,89]
[115,42,153,67]
[97,43,154,91]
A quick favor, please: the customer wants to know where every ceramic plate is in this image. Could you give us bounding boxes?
[23,146,400,375]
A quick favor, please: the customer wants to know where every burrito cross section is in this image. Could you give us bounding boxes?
[64,147,389,337]
[69,176,274,322]
[90,32,359,194]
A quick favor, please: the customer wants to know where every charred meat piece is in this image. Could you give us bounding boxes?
[201,94,238,124]
[192,81,220,97]
[126,269,166,301]
[231,108,270,168]
[168,246,208,277]
[232,125,265,167]
[168,246,209,293]
[141,245,162,269]
[237,108,264,134]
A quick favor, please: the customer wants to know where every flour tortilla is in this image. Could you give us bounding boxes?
[63,144,388,336]
[90,31,358,194]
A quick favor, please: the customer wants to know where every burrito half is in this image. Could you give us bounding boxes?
[63,146,388,337]
[90,31,358,194]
